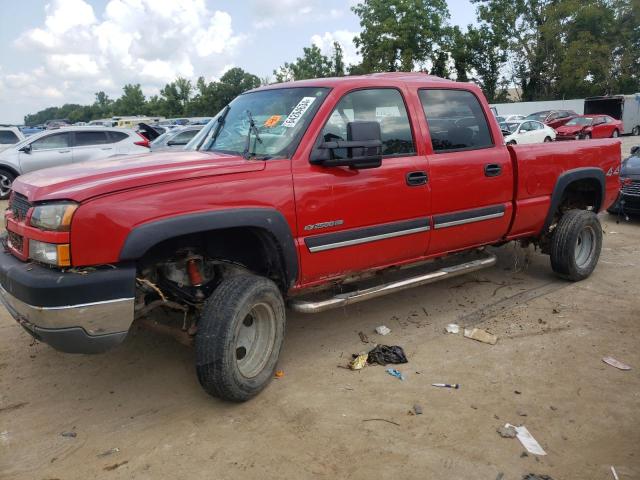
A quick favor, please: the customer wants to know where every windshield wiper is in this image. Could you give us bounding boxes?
[207,104,231,149]
[243,110,263,160]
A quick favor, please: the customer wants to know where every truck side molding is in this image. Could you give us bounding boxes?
[119,208,299,288]
[542,167,605,232]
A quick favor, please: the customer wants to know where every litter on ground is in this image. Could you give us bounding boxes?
[413,404,423,415]
[349,353,368,370]
[432,383,459,389]
[445,324,460,334]
[602,356,631,371]
[367,345,408,366]
[497,425,517,438]
[386,368,405,380]
[464,328,498,345]
[505,424,547,456]
[375,325,391,336]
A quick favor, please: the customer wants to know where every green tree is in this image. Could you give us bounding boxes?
[331,42,346,77]
[113,84,146,115]
[449,26,471,82]
[274,44,333,81]
[466,25,509,102]
[351,0,450,72]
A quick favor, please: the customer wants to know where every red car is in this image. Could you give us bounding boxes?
[525,110,577,129]
[555,115,624,140]
[0,73,621,401]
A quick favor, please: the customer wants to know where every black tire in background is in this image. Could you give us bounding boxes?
[550,209,602,281]
[0,169,16,200]
[632,126,640,136]
[195,274,286,402]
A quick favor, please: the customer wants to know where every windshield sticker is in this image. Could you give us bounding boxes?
[282,97,316,128]
[375,106,401,118]
[263,115,282,128]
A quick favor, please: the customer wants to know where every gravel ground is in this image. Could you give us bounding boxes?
[0,136,639,479]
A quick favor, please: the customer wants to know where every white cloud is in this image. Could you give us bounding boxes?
[311,30,361,66]
[2,0,244,121]
[250,0,350,29]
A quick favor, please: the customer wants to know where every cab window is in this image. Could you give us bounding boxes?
[321,88,415,158]
[419,89,493,152]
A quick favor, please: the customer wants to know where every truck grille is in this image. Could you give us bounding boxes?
[10,193,32,221]
[7,231,23,253]
[622,180,640,197]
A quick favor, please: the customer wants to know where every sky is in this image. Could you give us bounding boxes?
[0,0,477,124]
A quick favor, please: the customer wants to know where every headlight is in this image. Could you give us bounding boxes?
[30,202,77,231]
[28,240,71,267]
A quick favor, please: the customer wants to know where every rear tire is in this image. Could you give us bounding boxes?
[544,136,552,142]
[550,209,602,281]
[195,274,286,402]
[632,126,640,136]
[611,129,619,138]
[0,169,16,200]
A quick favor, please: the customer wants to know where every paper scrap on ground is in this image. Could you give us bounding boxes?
[464,328,498,345]
[505,423,547,456]
[445,324,460,334]
[375,325,391,336]
[602,356,631,371]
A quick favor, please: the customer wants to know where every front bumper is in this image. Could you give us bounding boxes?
[0,249,136,353]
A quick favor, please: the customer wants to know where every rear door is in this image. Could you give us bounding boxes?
[418,88,514,255]
[71,130,113,163]
[19,132,73,173]
[293,87,431,284]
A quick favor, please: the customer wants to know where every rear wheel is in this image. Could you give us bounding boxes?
[611,129,619,138]
[195,274,285,402]
[0,169,16,200]
[550,209,602,281]
[632,126,639,136]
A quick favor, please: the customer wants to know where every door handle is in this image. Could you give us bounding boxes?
[100,147,113,150]
[58,150,71,153]
[406,171,428,186]
[484,163,502,177]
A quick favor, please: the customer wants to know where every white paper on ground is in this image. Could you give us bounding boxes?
[505,423,547,456]
[602,356,631,370]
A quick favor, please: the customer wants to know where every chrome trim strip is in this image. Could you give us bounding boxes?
[434,211,505,230]
[0,285,134,335]
[308,225,431,253]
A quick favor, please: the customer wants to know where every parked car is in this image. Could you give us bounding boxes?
[150,125,204,152]
[555,115,623,140]
[525,110,577,129]
[0,127,26,153]
[0,73,620,402]
[584,95,640,136]
[502,120,556,144]
[497,114,525,123]
[608,145,640,215]
[0,127,149,199]
[19,127,44,137]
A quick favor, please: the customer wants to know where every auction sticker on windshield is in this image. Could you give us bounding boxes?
[282,97,316,128]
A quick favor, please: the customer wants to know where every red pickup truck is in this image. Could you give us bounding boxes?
[0,73,620,401]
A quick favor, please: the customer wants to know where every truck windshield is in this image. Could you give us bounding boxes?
[190,87,329,158]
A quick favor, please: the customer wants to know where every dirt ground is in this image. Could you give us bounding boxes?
[1,137,639,480]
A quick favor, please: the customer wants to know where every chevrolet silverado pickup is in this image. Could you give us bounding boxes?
[0,73,621,401]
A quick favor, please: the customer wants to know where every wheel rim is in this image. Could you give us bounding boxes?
[575,226,596,269]
[612,130,618,138]
[0,174,12,197]
[234,302,276,378]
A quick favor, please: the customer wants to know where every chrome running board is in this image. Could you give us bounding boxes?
[289,252,497,314]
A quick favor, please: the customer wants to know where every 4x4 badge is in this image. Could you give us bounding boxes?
[304,220,344,231]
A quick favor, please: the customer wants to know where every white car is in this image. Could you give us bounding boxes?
[0,127,26,153]
[0,126,149,199]
[501,120,556,145]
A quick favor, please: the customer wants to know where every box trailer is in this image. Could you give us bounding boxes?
[584,94,640,135]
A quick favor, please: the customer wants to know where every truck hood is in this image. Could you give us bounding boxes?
[13,151,266,202]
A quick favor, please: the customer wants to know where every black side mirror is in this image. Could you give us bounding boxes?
[167,140,187,147]
[19,144,32,154]
[310,121,382,169]
[631,145,639,156]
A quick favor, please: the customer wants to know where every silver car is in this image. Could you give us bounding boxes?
[150,125,203,152]
[0,126,149,199]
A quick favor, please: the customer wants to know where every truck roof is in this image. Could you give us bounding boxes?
[254,72,457,92]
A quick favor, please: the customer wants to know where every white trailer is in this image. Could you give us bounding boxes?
[584,94,640,135]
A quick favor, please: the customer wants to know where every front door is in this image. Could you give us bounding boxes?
[293,87,431,286]
[19,131,73,174]
[417,88,514,255]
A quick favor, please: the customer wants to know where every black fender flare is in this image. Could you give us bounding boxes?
[119,208,298,288]
[542,167,605,232]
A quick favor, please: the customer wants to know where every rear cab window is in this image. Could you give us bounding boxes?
[321,88,415,158]
[419,89,493,153]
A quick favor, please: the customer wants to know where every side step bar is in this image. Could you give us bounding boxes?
[289,252,497,314]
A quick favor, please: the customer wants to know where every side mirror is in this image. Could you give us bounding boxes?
[631,146,639,156]
[167,140,187,146]
[19,144,32,154]
[310,121,382,169]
